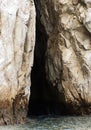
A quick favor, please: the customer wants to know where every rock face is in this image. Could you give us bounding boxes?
[35,0,91,114]
[1,0,91,125]
[0,0,35,124]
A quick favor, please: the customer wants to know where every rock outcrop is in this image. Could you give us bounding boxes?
[1,0,91,125]
[35,0,91,114]
[0,0,35,124]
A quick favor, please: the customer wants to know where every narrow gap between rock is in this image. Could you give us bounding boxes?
[27,0,67,117]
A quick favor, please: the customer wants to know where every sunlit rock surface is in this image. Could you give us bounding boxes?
[35,0,91,114]
[0,0,35,124]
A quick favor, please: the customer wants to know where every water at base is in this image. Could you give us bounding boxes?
[0,115,91,130]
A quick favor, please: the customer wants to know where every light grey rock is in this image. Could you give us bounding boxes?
[0,0,36,124]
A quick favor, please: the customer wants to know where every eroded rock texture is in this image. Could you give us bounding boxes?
[35,0,91,114]
[0,0,35,124]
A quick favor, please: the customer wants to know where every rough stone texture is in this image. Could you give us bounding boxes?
[0,0,35,125]
[36,0,91,114]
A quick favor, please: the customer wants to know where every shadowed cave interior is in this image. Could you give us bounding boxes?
[27,1,67,116]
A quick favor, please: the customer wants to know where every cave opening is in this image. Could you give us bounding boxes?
[27,2,49,115]
[27,0,67,116]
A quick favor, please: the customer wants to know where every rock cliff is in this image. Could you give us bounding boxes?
[34,0,91,114]
[0,0,35,124]
[1,0,91,125]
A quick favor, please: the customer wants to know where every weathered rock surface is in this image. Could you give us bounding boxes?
[1,0,91,124]
[0,0,35,124]
[35,0,91,114]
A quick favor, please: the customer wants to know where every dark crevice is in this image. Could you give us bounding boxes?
[27,1,91,117]
[27,0,67,116]
[28,2,49,115]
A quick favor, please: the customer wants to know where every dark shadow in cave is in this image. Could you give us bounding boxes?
[27,0,67,116]
[27,2,49,115]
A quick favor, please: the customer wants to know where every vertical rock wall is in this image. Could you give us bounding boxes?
[0,0,35,124]
[1,0,91,125]
[36,0,91,114]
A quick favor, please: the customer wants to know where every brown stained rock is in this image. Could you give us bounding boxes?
[35,0,91,114]
[72,0,78,5]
